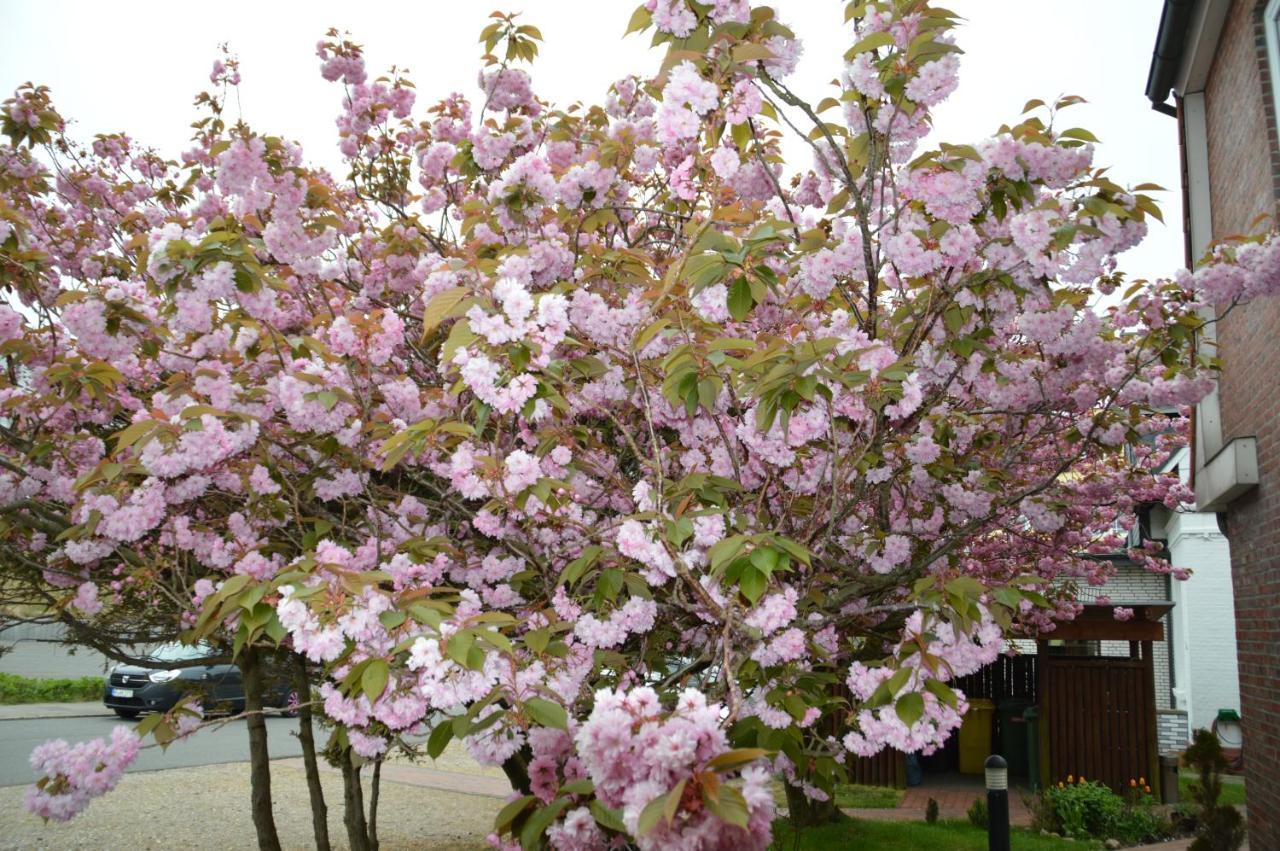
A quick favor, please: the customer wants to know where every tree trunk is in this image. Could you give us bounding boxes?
[292,655,331,851]
[340,748,371,851]
[242,647,283,851]
[501,748,533,795]
[367,757,382,851]
[784,781,843,827]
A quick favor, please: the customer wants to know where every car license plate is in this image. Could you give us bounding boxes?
[110,688,133,698]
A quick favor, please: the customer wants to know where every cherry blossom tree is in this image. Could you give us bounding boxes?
[3,0,1278,848]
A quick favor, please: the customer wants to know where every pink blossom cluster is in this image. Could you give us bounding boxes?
[575,687,774,850]
[25,726,140,822]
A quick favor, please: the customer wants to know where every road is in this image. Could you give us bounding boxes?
[0,623,121,679]
[0,711,303,787]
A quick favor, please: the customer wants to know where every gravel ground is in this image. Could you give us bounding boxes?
[0,758,501,850]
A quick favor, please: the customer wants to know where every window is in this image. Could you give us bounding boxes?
[1267,0,1280,123]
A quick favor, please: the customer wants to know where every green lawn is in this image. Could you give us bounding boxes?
[770,818,1100,850]
[0,672,103,704]
[833,783,906,809]
[1179,771,1246,808]
[771,781,904,810]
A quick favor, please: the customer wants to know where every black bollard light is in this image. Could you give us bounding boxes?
[985,754,1010,851]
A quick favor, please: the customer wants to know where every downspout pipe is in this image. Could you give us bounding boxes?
[1146,0,1195,116]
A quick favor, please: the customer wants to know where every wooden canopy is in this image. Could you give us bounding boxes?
[1042,602,1173,642]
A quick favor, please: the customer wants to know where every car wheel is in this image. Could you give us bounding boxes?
[114,708,140,720]
[280,689,300,718]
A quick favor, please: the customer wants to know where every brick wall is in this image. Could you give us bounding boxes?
[1203,2,1280,847]
[1204,0,1276,237]
[1158,710,1190,755]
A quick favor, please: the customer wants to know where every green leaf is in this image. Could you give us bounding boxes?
[112,418,160,453]
[732,43,775,63]
[520,798,570,848]
[422,286,470,335]
[494,794,537,834]
[705,784,750,828]
[633,317,670,352]
[727,278,753,321]
[559,546,602,586]
[379,610,407,630]
[772,536,812,566]
[739,565,767,605]
[706,747,770,772]
[625,5,652,35]
[526,697,569,730]
[1059,127,1099,143]
[590,800,627,833]
[447,630,476,666]
[664,777,688,824]
[427,720,454,759]
[749,547,779,573]
[924,678,959,710]
[525,627,550,654]
[361,659,389,701]
[638,791,671,836]
[136,711,168,739]
[847,30,895,57]
[559,777,595,796]
[896,691,925,727]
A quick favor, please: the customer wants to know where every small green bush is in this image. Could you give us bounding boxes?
[1033,777,1171,845]
[1184,729,1246,851]
[0,672,103,704]
[966,797,987,829]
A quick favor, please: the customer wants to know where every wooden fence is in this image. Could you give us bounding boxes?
[953,652,1037,702]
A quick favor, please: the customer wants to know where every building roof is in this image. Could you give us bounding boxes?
[1146,0,1195,113]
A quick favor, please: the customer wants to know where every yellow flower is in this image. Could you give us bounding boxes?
[1078,776,1086,784]
[1067,775,1073,783]
[1058,782,1065,789]
[1139,777,1146,786]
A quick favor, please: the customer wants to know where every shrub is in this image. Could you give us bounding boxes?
[967,797,988,829]
[0,673,103,704]
[1184,729,1246,851]
[925,797,939,824]
[1034,776,1171,844]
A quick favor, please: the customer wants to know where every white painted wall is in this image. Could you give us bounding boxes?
[1164,450,1242,736]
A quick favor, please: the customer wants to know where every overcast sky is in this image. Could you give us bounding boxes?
[0,1,1181,281]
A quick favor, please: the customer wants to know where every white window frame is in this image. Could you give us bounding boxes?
[1267,0,1280,124]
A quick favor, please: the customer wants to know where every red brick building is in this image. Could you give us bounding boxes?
[1147,1,1280,845]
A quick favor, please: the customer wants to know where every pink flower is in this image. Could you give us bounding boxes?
[25,726,141,821]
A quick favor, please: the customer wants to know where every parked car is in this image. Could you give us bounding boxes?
[103,642,295,719]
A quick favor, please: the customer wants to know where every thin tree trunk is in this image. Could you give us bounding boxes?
[341,748,371,851]
[501,748,533,795]
[292,654,330,851]
[367,756,382,851]
[784,781,842,827]
[242,647,282,851]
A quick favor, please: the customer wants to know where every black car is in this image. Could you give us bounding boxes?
[104,642,295,719]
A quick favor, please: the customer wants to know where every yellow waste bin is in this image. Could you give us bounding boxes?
[958,698,996,775]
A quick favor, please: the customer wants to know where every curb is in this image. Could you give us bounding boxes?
[0,702,113,722]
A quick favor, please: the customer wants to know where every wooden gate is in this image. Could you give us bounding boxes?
[1039,648,1158,793]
